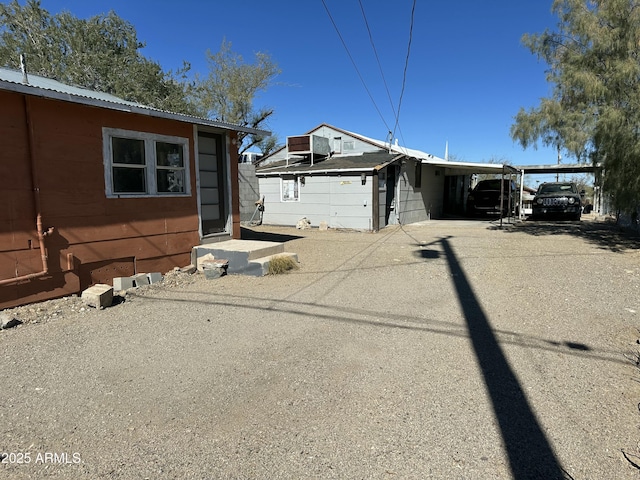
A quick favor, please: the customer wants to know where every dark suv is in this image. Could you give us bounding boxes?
[532,182,582,220]
[467,179,517,216]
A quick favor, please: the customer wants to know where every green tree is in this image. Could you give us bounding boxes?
[0,2,282,154]
[0,0,199,114]
[510,0,640,213]
[195,39,281,155]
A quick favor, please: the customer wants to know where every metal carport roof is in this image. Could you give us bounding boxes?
[418,157,520,175]
[518,163,600,175]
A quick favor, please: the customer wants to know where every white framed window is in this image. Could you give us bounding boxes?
[333,137,342,154]
[103,127,190,197]
[281,175,300,202]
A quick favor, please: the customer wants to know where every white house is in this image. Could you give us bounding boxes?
[255,124,513,230]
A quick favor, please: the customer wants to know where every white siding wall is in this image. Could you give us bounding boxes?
[258,174,372,229]
[329,176,372,230]
[421,165,445,219]
[259,176,331,227]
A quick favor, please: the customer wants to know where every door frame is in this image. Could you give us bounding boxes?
[195,127,230,238]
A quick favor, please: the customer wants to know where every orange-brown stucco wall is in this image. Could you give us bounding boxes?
[0,90,221,308]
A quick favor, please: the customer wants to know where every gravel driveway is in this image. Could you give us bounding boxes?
[2,217,640,479]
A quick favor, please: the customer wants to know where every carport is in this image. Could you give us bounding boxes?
[518,163,603,215]
[420,157,520,226]
[421,158,602,223]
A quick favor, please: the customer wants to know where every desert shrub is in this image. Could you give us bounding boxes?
[268,255,299,275]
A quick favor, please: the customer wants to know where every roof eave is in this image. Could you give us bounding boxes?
[0,80,270,136]
[256,154,404,176]
[257,167,375,176]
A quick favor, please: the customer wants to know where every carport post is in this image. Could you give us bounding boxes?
[519,169,525,220]
[499,166,505,228]
[507,171,513,223]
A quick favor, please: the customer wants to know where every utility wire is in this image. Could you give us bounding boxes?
[357,0,409,149]
[358,0,396,121]
[392,0,417,143]
[321,0,391,133]
[357,0,413,152]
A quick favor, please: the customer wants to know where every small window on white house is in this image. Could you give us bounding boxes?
[333,137,342,154]
[343,140,355,151]
[281,175,300,202]
[103,128,190,197]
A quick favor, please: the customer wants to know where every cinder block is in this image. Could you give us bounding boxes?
[202,259,229,269]
[147,272,163,284]
[179,264,197,274]
[133,274,150,287]
[203,267,225,280]
[81,284,113,309]
[196,253,217,272]
[113,276,135,290]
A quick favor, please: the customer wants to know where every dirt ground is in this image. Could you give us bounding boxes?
[2,217,640,479]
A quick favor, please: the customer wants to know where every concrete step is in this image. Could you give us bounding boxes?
[191,240,286,275]
[244,252,299,277]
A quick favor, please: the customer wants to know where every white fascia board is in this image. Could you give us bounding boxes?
[421,158,521,174]
[257,167,374,176]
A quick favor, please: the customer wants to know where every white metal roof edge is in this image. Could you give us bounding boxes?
[340,128,441,159]
[421,158,521,174]
[256,167,375,176]
[422,158,503,168]
[257,123,446,165]
[0,76,270,136]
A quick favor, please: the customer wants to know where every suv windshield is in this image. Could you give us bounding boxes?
[538,183,576,194]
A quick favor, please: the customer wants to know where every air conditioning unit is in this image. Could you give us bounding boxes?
[287,135,331,157]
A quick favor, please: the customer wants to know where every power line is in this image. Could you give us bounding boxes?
[358,0,396,121]
[392,0,416,142]
[320,0,391,133]
[357,0,409,148]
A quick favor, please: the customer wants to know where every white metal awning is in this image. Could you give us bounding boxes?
[418,158,520,175]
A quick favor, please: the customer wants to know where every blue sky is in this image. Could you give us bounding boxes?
[39,0,563,170]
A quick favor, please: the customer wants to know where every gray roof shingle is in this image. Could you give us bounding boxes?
[256,151,405,175]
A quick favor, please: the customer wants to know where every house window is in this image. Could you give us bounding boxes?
[343,140,355,151]
[103,128,190,197]
[281,175,300,202]
[111,137,146,193]
[333,137,342,154]
[156,141,186,193]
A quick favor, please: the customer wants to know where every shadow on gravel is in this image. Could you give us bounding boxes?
[441,237,570,480]
[134,289,625,367]
[240,227,303,243]
[504,220,640,253]
[415,249,440,259]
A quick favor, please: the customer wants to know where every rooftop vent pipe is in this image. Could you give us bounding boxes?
[20,53,29,85]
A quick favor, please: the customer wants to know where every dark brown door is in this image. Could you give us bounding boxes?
[198,132,226,235]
